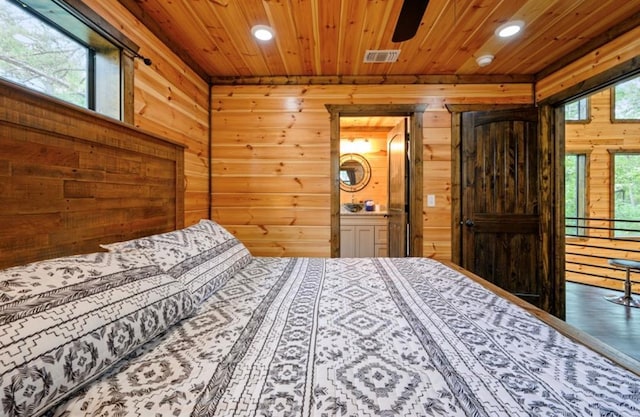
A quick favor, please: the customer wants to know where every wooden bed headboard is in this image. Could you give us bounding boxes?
[0,79,185,269]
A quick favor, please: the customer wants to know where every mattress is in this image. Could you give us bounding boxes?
[52,257,640,416]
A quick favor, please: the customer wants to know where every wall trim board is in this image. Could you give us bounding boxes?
[212,74,535,86]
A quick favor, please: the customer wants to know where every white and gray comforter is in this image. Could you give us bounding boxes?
[52,257,640,416]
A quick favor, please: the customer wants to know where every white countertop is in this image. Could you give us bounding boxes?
[340,210,388,215]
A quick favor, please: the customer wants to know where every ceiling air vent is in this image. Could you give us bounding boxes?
[363,49,400,63]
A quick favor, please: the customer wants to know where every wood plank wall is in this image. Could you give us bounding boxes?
[565,89,640,293]
[84,0,210,225]
[0,81,184,269]
[211,84,533,258]
[536,25,640,102]
[339,131,389,208]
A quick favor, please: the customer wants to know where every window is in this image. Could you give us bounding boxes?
[611,75,640,122]
[612,152,640,237]
[565,97,589,122]
[0,2,88,107]
[0,0,138,121]
[565,153,588,237]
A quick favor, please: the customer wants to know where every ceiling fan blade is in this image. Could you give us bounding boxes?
[392,0,429,42]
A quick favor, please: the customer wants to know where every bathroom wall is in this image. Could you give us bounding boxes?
[339,132,389,210]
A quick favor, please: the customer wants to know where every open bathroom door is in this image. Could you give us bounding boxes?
[387,118,409,257]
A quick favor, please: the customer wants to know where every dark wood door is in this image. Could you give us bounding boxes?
[461,107,542,305]
[387,119,408,257]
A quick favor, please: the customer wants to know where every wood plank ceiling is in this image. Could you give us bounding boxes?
[119,0,640,83]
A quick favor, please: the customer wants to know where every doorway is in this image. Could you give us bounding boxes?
[562,77,640,354]
[326,104,426,258]
[458,107,543,307]
[449,104,560,314]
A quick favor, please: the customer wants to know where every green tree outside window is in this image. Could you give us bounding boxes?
[613,153,640,237]
[565,154,587,236]
[0,0,87,106]
[613,76,640,121]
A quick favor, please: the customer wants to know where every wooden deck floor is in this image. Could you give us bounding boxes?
[566,282,640,362]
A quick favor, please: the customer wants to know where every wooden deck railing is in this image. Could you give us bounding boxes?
[566,217,640,294]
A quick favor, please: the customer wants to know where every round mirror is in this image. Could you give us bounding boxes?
[339,153,371,192]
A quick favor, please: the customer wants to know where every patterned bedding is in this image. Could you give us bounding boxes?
[48,256,640,417]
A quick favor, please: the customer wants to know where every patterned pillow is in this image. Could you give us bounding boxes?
[0,251,195,417]
[102,220,252,305]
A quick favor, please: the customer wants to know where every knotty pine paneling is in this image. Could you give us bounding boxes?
[536,25,640,102]
[84,0,210,226]
[565,89,640,294]
[124,0,640,80]
[0,80,184,269]
[339,131,390,209]
[212,84,532,258]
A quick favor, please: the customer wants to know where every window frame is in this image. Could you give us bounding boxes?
[565,152,589,239]
[4,0,138,122]
[609,150,640,238]
[564,97,591,124]
[610,75,640,123]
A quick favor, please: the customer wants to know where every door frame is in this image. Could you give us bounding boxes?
[447,61,640,319]
[326,104,427,258]
[448,103,540,263]
[448,104,562,317]
[532,62,640,317]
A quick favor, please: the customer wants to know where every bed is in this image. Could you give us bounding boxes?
[1,220,639,417]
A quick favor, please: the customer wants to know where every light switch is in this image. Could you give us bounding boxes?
[427,194,436,207]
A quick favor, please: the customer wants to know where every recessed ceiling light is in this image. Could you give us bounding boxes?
[251,25,274,41]
[496,20,524,38]
[476,54,494,67]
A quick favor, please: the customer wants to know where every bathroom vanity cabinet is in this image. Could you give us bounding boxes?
[340,213,388,257]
